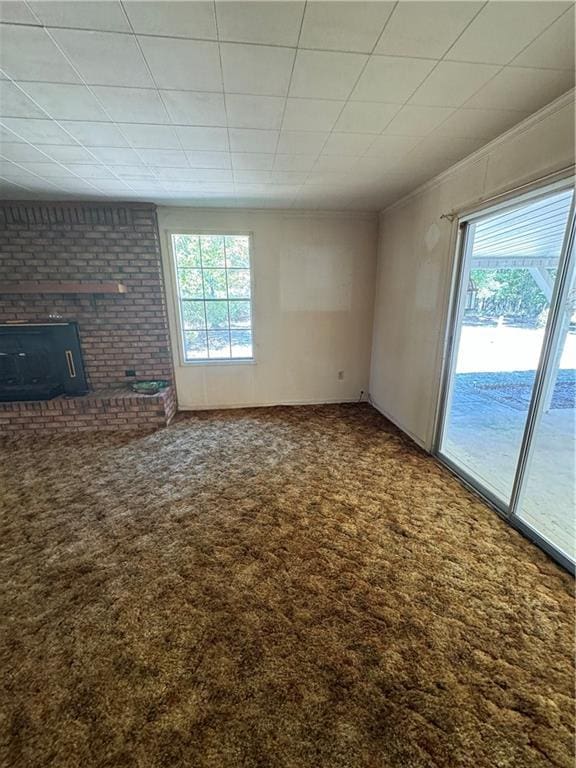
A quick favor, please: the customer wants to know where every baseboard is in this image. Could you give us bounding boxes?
[368,395,429,451]
[176,396,364,411]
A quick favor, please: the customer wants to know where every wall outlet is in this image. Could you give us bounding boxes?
[337,370,344,380]
[125,369,136,377]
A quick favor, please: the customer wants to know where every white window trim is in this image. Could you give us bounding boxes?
[166,229,257,366]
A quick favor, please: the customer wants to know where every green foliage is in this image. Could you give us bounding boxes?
[178,269,203,299]
[200,235,225,267]
[225,236,250,268]
[174,235,200,268]
[470,268,553,318]
[227,270,251,298]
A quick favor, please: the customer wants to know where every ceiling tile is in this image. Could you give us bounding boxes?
[229,128,278,153]
[233,169,273,184]
[138,37,221,92]
[299,1,395,53]
[84,146,142,164]
[137,148,189,166]
[433,108,528,139]
[231,153,275,171]
[92,179,133,192]
[0,81,46,118]
[216,1,305,46]
[185,151,232,168]
[445,1,570,65]
[351,56,436,102]
[107,165,156,179]
[154,167,232,182]
[0,25,81,83]
[91,86,169,123]
[28,1,131,32]
[121,123,180,149]
[161,91,226,126]
[406,134,485,168]
[274,154,317,171]
[409,61,500,107]
[305,171,353,186]
[19,82,108,121]
[0,142,55,162]
[282,98,344,131]
[375,2,483,59]
[0,117,76,144]
[276,131,327,155]
[290,50,367,99]
[220,43,295,97]
[43,145,98,163]
[364,134,421,159]
[50,29,153,87]
[124,1,217,39]
[512,7,575,70]
[175,126,228,151]
[384,105,455,136]
[226,94,285,130]
[0,1,38,23]
[61,121,129,147]
[312,155,357,171]
[334,101,400,133]
[16,161,76,178]
[321,132,375,156]
[60,163,116,179]
[464,66,574,112]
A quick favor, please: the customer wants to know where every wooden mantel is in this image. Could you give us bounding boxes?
[0,281,127,294]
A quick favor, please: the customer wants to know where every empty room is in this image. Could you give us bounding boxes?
[0,1,574,766]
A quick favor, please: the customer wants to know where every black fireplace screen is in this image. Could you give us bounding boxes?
[0,323,88,402]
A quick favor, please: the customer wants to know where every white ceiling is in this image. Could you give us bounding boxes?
[0,0,573,211]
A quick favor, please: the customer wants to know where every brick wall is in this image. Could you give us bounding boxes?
[0,201,173,390]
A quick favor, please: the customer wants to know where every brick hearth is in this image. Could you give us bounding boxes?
[0,386,177,433]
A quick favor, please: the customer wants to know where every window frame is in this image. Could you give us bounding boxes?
[167,229,256,366]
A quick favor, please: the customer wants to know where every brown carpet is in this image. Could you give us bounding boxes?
[0,404,573,768]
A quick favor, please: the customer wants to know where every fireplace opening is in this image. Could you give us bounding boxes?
[0,323,88,402]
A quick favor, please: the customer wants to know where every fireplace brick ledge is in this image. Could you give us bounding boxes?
[0,385,177,434]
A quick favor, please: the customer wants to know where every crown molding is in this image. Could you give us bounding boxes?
[380,88,575,220]
[157,205,378,221]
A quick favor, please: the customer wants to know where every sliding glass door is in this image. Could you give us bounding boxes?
[437,180,575,569]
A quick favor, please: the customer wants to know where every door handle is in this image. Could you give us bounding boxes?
[65,350,76,378]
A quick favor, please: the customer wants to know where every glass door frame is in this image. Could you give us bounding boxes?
[433,176,576,574]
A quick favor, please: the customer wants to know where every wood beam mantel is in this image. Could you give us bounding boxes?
[0,281,128,294]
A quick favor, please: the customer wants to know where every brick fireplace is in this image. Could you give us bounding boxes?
[0,201,177,433]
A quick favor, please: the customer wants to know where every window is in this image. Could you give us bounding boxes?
[172,233,253,361]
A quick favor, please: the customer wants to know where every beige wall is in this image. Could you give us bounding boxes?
[369,91,575,450]
[158,207,378,409]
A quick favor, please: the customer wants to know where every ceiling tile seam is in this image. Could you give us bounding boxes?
[0,175,37,193]
[213,0,237,193]
[8,30,142,194]
[9,19,567,69]
[118,0,191,186]
[0,104,553,131]
[272,0,307,169]
[507,4,576,67]
[5,78,572,102]
[368,0,399,57]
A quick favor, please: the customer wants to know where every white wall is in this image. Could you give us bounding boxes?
[158,208,378,409]
[369,91,575,450]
